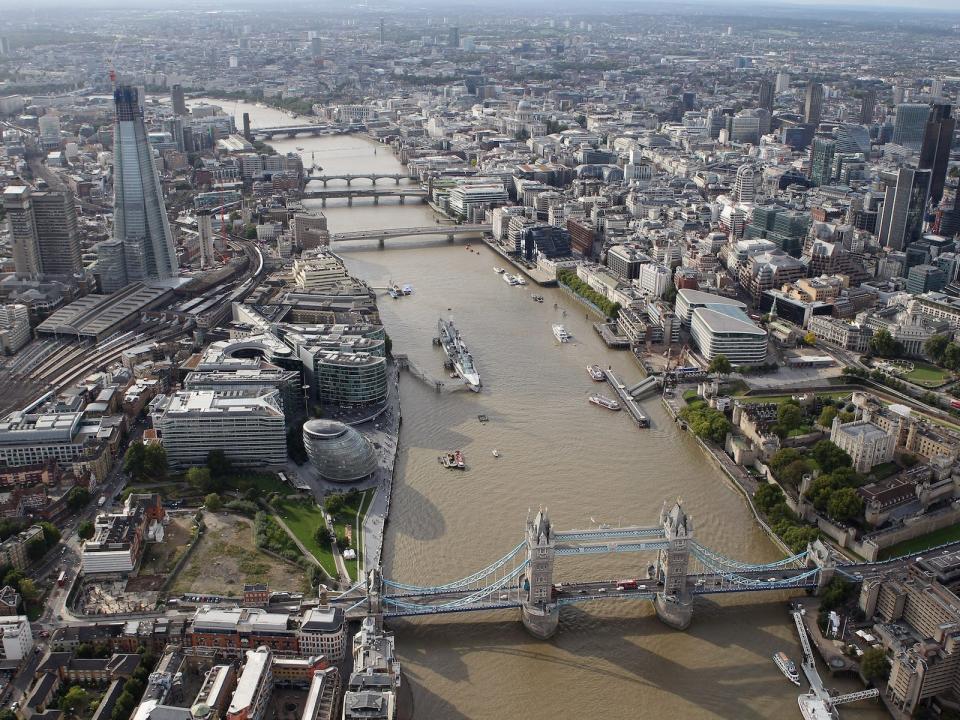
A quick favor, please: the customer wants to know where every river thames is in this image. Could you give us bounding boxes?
[191,98,887,720]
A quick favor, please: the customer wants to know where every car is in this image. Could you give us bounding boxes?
[578,589,587,595]
[499,594,509,600]
[598,587,607,593]
[767,577,777,582]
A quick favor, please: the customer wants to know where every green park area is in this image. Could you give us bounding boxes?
[878,525,960,560]
[902,361,953,388]
[271,498,337,578]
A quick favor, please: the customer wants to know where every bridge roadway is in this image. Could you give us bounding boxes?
[250,123,361,139]
[301,187,428,206]
[330,223,491,244]
[306,172,407,185]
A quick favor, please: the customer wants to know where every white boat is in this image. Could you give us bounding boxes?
[553,324,572,342]
[798,693,838,720]
[402,284,413,295]
[773,652,801,686]
[503,274,520,285]
[587,365,606,381]
[493,267,505,274]
[492,449,500,458]
[589,394,621,411]
[515,276,527,285]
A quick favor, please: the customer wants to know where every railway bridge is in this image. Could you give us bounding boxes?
[306,173,407,186]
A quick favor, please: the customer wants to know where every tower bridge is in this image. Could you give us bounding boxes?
[333,501,840,639]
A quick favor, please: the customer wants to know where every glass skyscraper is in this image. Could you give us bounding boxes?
[892,103,930,151]
[112,84,177,287]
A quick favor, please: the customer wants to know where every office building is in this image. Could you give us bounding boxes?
[519,224,570,261]
[907,264,948,295]
[757,77,774,114]
[860,89,876,125]
[0,615,34,661]
[733,164,758,202]
[448,26,459,48]
[95,240,129,293]
[81,495,164,574]
[171,84,187,116]
[150,389,287,468]
[808,136,837,186]
[690,304,768,365]
[296,607,348,661]
[804,81,823,126]
[38,114,61,150]
[606,244,650,280]
[919,104,955,204]
[197,210,215,269]
[892,103,931,151]
[877,168,932,251]
[0,304,30,355]
[227,648,273,720]
[833,124,872,154]
[112,85,178,287]
[448,183,508,219]
[312,352,387,407]
[303,420,378,484]
[637,262,671,298]
[3,186,82,278]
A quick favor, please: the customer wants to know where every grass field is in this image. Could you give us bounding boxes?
[903,362,953,388]
[329,490,374,580]
[735,391,851,405]
[878,525,960,560]
[170,512,309,595]
[272,498,337,577]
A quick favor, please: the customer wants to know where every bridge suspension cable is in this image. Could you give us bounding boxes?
[382,541,526,593]
[691,541,808,571]
[384,562,528,614]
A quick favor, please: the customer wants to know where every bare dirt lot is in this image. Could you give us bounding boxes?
[127,516,196,591]
[169,511,309,596]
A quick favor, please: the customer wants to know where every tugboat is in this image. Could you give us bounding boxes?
[439,451,466,469]
[587,365,606,381]
[503,273,520,285]
[589,394,621,411]
[773,652,801,686]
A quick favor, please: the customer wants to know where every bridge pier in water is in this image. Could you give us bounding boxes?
[521,509,560,639]
[653,502,694,630]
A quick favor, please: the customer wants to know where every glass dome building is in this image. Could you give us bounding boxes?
[303,419,378,483]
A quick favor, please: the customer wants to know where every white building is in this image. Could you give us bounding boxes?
[830,417,896,473]
[448,183,508,218]
[150,388,287,468]
[296,607,347,661]
[690,305,768,365]
[292,253,349,290]
[227,647,273,720]
[0,304,30,354]
[637,262,671,298]
[0,615,34,661]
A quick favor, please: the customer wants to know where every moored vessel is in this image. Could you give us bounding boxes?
[438,317,481,391]
[589,394,621,411]
[494,266,505,274]
[797,692,837,720]
[587,365,606,381]
[773,652,801,686]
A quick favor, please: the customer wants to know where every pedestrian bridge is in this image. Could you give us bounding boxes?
[334,501,839,638]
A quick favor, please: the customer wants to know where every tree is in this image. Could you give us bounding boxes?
[754,483,784,514]
[944,343,960,371]
[206,449,233,479]
[142,444,168,480]
[66,487,91,511]
[0,709,18,720]
[770,448,803,475]
[780,459,812,490]
[314,526,333,546]
[860,647,889,683]
[18,578,39,603]
[869,328,901,357]
[782,525,819,553]
[818,405,838,428]
[324,494,345,516]
[204,493,222,512]
[776,402,804,433]
[678,405,731,444]
[245,224,258,240]
[124,442,146,480]
[186,466,215,492]
[925,334,951,363]
[827,487,864,523]
[808,475,839,511]
[78,521,95,540]
[336,533,351,549]
[707,354,732,376]
[812,440,853,473]
[60,686,90,714]
[803,331,817,346]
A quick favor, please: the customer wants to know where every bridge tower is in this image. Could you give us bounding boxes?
[805,539,836,593]
[654,500,695,630]
[366,568,384,630]
[521,508,560,639]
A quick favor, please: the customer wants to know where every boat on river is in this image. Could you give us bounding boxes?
[773,652,801,686]
[438,317,481,391]
[587,365,606,381]
[589,394,621,411]
[553,324,572,342]
[439,450,466,469]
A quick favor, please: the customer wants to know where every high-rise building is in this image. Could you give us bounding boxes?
[38,114,60,150]
[757,78,775,114]
[775,72,790,93]
[379,18,384,44]
[733,164,758,202]
[171,84,187,116]
[809,136,837,186]
[197,210,215,269]
[919,104,955,204]
[0,37,10,56]
[2,186,81,278]
[448,25,459,47]
[310,37,321,58]
[111,85,178,287]
[95,239,127,293]
[892,103,931,151]
[804,81,823,127]
[860,89,877,125]
[877,168,932,251]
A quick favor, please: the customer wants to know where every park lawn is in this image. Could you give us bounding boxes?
[272,498,337,577]
[735,391,851,405]
[904,362,953,388]
[878,525,960,560]
[682,389,701,405]
[330,489,375,581]
[233,472,291,495]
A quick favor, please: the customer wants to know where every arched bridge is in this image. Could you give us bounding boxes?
[301,188,428,207]
[334,502,839,639]
[250,124,363,140]
[307,173,408,186]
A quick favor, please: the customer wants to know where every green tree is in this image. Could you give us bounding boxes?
[754,483,784,513]
[944,343,960,371]
[0,709,18,720]
[925,334,951,363]
[860,647,889,683]
[780,459,812,490]
[827,487,864,523]
[818,405,838,428]
[124,442,146,480]
[245,224,258,240]
[812,440,853,473]
[142,444,168,480]
[314,526,333,546]
[60,686,90,714]
[707,354,732,376]
[869,328,901,357]
[803,331,817,346]
[808,475,839,511]
[204,493,222,512]
[336,532,351,549]
[206,449,233,479]
[782,525,819,553]
[66,486,91,510]
[18,578,39,603]
[776,402,804,433]
[324,494,345,516]
[78,521,95,540]
[186,466,214,492]
[770,448,803,475]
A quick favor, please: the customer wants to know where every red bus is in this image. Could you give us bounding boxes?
[616,579,638,591]
[951,400,960,410]
[57,570,66,587]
